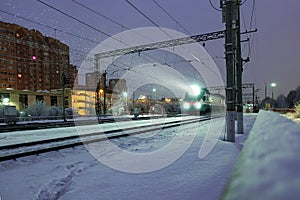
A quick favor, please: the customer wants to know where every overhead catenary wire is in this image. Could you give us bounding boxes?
[11,0,221,86]
[151,0,191,35]
[0,3,217,92]
[0,9,100,45]
[124,0,174,40]
[36,0,130,48]
[70,0,202,82]
[70,0,155,44]
[123,0,223,80]
[241,0,256,72]
[208,0,222,12]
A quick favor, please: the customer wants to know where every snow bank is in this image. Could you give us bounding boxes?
[222,110,300,200]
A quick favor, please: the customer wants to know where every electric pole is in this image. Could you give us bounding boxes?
[222,0,239,142]
[103,70,107,116]
[236,2,243,134]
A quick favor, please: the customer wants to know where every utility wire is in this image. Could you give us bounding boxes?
[0,9,100,45]
[124,0,174,39]
[71,0,125,29]
[151,0,191,35]
[241,0,250,5]
[71,0,154,43]
[37,0,129,47]
[71,0,181,79]
[36,0,219,85]
[208,0,222,12]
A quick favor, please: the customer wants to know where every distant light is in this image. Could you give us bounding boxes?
[18,74,22,78]
[3,98,9,104]
[32,55,37,60]
[183,102,190,110]
[153,88,156,92]
[194,102,201,109]
[270,83,276,87]
[190,85,201,96]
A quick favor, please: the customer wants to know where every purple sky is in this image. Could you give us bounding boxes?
[1,0,299,100]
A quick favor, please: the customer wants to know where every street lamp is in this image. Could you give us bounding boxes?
[152,88,156,114]
[270,83,276,100]
[264,82,267,99]
[123,91,128,112]
[152,88,156,102]
[100,89,104,115]
[3,98,10,105]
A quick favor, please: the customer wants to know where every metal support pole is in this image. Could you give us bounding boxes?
[223,0,237,142]
[62,69,66,122]
[252,85,255,111]
[236,2,243,134]
[103,70,107,116]
[264,82,267,99]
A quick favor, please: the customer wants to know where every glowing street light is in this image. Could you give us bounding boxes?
[3,98,10,105]
[123,91,128,112]
[270,82,276,100]
[152,88,156,101]
[152,88,157,114]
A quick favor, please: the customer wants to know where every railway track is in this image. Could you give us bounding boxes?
[0,116,163,133]
[0,115,217,161]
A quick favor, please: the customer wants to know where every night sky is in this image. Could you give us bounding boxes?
[1,0,299,100]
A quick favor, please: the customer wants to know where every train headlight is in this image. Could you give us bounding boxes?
[183,102,190,110]
[194,102,202,109]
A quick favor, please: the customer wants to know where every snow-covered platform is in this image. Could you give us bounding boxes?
[222,110,300,200]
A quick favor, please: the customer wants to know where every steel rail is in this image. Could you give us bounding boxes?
[0,115,217,161]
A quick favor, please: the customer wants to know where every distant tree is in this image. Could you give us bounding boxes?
[260,97,277,108]
[287,90,297,108]
[295,86,300,104]
[65,108,78,118]
[48,106,62,117]
[24,101,49,117]
[276,94,288,108]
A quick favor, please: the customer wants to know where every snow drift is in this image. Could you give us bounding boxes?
[222,110,300,200]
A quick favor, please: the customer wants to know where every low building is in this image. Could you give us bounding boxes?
[0,88,72,111]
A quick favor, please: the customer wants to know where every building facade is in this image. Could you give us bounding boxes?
[0,21,77,91]
[0,88,72,111]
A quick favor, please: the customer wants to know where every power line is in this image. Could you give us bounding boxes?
[71,0,154,43]
[241,0,250,5]
[71,0,125,29]
[124,0,160,29]
[208,0,222,12]
[72,0,199,78]
[124,0,174,39]
[151,0,191,35]
[0,9,100,45]
[36,0,129,47]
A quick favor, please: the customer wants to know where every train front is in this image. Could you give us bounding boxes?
[182,85,209,116]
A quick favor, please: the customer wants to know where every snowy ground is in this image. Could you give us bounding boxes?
[0,114,257,200]
[223,110,300,200]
